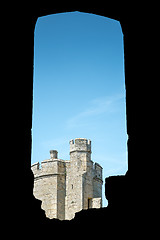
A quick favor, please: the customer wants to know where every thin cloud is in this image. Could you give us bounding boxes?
[66,94,124,128]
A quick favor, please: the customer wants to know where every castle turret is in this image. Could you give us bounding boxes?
[32,138,103,221]
[69,138,92,172]
[65,138,95,220]
[70,138,91,155]
[31,150,66,220]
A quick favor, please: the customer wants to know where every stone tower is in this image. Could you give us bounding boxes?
[31,150,66,220]
[31,138,103,220]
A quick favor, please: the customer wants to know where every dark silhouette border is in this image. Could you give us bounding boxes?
[11,3,142,237]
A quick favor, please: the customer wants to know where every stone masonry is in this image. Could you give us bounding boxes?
[31,138,103,220]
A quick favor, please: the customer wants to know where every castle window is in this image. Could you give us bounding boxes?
[72,184,73,189]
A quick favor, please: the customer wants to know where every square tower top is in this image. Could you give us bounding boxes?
[69,138,91,153]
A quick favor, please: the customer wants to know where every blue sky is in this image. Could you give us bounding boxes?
[32,11,128,207]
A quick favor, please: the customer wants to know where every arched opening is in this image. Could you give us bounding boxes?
[31,11,127,220]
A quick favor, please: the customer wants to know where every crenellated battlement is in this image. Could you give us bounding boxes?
[69,138,91,145]
[70,138,91,153]
[31,152,66,180]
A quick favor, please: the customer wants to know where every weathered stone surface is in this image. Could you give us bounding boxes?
[31,138,103,220]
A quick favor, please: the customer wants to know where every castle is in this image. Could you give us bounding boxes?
[31,138,103,220]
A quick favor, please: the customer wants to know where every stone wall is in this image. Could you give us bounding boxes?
[31,159,66,219]
[31,138,103,220]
